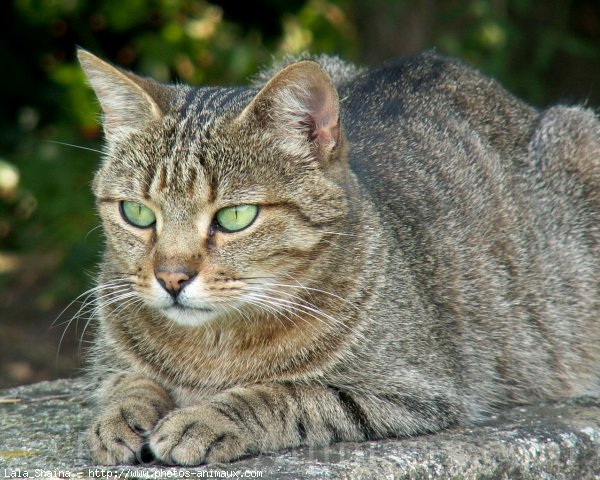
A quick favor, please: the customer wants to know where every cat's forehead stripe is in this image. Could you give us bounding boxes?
[152,87,257,201]
[148,87,253,202]
[181,87,255,137]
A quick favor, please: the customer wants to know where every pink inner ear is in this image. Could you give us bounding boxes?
[305,84,340,150]
[311,122,340,149]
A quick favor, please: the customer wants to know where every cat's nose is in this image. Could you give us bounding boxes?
[154,268,196,298]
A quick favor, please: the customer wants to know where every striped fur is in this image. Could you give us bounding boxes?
[78,50,600,466]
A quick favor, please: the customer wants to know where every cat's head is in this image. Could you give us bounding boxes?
[79,50,355,329]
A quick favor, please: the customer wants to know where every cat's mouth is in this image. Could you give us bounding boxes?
[169,303,213,313]
[159,301,219,327]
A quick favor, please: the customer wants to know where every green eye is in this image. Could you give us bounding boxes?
[215,204,259,232]
[120,201,156,228]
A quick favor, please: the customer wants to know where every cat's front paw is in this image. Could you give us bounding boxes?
[149,405,252,466]
[88,400,163,465]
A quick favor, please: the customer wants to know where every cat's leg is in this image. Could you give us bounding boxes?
[87,373,173,465]
[148,382,460,466]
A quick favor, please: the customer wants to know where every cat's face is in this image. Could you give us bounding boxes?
[81,51,349,328]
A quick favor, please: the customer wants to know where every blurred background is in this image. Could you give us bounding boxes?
[1,0,599,388]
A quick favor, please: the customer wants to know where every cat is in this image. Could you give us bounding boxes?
[78,48,600,466]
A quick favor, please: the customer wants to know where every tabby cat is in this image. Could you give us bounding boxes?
[78,49,600,466]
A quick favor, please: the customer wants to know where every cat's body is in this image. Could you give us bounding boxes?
[79,50,600,466]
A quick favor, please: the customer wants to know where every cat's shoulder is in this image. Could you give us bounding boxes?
[341,51,529,112]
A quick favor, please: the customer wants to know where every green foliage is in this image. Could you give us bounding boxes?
[434,0,600,104]
[1,0,598,307]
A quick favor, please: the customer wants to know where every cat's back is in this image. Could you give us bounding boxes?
[335,52,600,402]
[337,52,543,279]
[338,52,536,206]
[336,51,599,253]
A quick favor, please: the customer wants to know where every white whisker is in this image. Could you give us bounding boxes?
[84,225,103,240]
[244,288,351,333]
[55,280,134,361]
[318,230,360,237]
[243,297,298,330]
[52,282,127,327]
[47,140,103,154]
[258,281,359,312]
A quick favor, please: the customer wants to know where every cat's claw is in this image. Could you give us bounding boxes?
[149,406,252,465]
[87,401,162,465]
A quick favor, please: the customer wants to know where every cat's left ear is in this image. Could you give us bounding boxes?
[237,60,340,161]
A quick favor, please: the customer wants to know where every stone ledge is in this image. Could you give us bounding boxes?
[1,378,600,479]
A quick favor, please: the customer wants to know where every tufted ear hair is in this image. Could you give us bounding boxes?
[237,60,341,161]
[77,49,165,144]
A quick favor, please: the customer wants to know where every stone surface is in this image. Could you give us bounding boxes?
[1,378,600,479]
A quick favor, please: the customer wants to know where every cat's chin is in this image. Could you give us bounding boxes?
[161,305,220,327]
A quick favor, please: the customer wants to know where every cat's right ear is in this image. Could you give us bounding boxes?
[236,60,340,162]
[77,49,163,143]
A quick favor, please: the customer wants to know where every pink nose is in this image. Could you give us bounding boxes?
[154,269,196,298]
